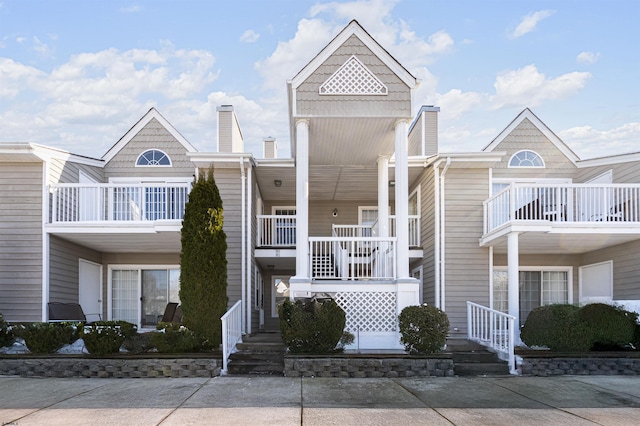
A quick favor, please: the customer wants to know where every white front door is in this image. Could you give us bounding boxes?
[79,259,102,322]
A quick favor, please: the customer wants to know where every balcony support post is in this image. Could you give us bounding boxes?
[378,155,390,238]
[507,231,520,344]
[394,119,411,279]
[290,119,311,296]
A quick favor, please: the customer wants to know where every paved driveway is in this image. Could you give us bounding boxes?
[1,375,639,425]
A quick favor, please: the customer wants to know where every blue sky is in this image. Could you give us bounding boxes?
[1,0,638,159]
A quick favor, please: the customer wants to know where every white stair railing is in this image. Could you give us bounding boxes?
[467,301,516,374]
[220,300,243,375]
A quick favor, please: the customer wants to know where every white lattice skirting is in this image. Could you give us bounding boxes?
[334,291,397,333]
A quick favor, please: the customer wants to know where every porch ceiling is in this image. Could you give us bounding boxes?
[47,226,181,253]
[483,224,640,254]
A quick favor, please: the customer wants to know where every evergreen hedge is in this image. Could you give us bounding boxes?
[398,305,449,354]
[180,168,228,348]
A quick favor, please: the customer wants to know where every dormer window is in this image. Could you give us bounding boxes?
[509,150,544,168]
[136,149,171,166]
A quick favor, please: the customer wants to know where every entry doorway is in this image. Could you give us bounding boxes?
[79,259,102,322]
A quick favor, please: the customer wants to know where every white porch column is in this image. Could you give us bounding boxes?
[377,155,390,238]
[394,119,410,279]
[290,120,311,296]
[507,232,520,340]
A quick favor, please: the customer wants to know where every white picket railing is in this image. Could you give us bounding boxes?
[220,300,243,375]
[467,301,516,374]
[50,183,191,223]
[484,183,640,233]
[309,236,396,280]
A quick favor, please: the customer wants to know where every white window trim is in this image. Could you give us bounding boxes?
[508,150,545,168]
[271,206,296,214]
[412,265,423,302]
[409,185,421,216]
[358,206,379,224]
[108,176,193,184]
[135,149,172,167]
[493,265,573,304]
[107,264,180,328]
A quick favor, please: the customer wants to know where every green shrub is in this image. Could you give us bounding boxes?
[14,322,77,354]
[122,332,156,354]
[180,169,228,348]
[278,298,347,354]
[0,313,14,348]
[521,304,592,352]
[579,303,638,349]
[151,322,201,353]
[398,305,450,354]
[81,321,135,355]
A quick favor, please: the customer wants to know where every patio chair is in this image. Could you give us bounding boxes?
[160,302,180,323]
[48,302,101,323]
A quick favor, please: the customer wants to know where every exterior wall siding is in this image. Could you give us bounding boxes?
[0,162,43,322]
[104,118,195,179]
[412,168,436,305]
[580,240,640,300]
[296,35,411,118]
[49,236,101,303]
[49,159,104,184]
[577,160,640,184]
[442,168,491,334]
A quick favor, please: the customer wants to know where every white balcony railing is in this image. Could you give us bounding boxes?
[389,215,420,247]
[50,183,191,223]
[257,215,296,247]
[309,236,396,280]
[484,183,640,233]
[467,301,516,374]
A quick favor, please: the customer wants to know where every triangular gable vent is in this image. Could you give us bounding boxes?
[319,55,387,95]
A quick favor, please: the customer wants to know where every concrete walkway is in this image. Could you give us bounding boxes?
[1,375,639,425]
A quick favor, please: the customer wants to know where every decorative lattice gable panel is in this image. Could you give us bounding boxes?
[319,56,388,95]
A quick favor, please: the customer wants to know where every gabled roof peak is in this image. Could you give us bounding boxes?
[289,19,417,90]
[101,108,197,163]
[482,108,580,164]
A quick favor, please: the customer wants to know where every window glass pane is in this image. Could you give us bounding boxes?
[493,271,508,313]
[409,192,418,215]
[112,270,138,324]
[272,277,290,318]
[169,269,181,304]
[519,271,541,325]
[542,271,568,304]
[141,270,168,327]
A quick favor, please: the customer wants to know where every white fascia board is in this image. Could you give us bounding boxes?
[290,21,416,91]
[102,108,197,163]
[482,108,580,164]
[577,151,640,168]
[186,152,255,168]
[0,142,104,167]
[254,158,295,167]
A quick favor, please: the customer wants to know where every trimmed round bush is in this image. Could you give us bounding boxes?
[0,313,14,348]
[278,298,347,354]
[521,304,592,352]
[122,332,156,354]
[14,322,77,354]
[81,321,135,355]
[579,303,638,349]
[398,304,449,354]
[151,322,200,353]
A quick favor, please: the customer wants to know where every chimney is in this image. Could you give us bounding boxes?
[263,137,277,159]
[217,105,244,153]
[422,106,439,156]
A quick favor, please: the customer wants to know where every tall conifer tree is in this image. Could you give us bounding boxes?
[179,168,228,347]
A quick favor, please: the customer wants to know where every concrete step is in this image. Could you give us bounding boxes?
[451,350,501,364]
[229,351,284,362]
[454,361,510,377]
[235,342,286,352]
[226,359,284,376]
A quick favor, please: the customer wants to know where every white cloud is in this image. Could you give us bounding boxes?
[32,36,51,56]
[510,10,555,39]
[240,29,260,43]
[491,64,591,109]
[119,4,142,14]
[577,51,600,64]
[559,122,640,158]
[434,89,487,119]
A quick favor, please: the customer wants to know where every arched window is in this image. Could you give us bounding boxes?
[509,150,544,168]
[136,149,171,166]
